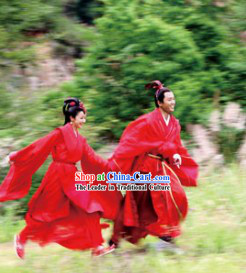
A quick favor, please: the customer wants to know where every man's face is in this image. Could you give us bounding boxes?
[158,92,175,114]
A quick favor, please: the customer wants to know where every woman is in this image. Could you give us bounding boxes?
[108,81,199,247]
[0,98,121,258]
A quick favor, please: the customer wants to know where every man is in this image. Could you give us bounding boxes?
[108,80,199,247]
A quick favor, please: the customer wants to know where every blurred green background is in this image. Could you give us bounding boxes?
[0,1,246,272]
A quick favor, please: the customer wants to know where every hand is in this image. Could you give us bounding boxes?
[8,156,14,166]
[8,151,17,166]
[173,153,182,168]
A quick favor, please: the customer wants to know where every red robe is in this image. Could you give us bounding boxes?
[108,108,198,244]
[0,123,122,250]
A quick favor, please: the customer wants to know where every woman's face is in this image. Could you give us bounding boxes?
[70,111,86,129]
[158,92,175,114]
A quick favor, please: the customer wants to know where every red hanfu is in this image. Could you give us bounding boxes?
[0,123,121,250]
[108,108,198,244]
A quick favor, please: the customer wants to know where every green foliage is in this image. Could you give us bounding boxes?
[0,0,97,64]
[0,0,58,64]
[0,203,25,243]
[0,0,60,34]
[226,0,246,32]
[0,0,245,215]
[51,16,97,57]
[74,0,104,24]
[217,126,245,163]
[0,0,245,142]
[74,0,245,139]
[0,87,17,130]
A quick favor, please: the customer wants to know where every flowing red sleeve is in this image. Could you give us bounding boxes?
[109,116,165,173]
[0,129,60,202]
[81,140,123,220]
[80,139,109,175]
[115,117,163,158]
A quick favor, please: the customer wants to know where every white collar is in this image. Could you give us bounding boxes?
[73,129,78,138]
[163,114,170,126]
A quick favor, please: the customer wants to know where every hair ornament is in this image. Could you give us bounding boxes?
[145,80,164,98]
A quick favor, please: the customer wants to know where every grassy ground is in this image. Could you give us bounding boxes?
[0,165,246,273]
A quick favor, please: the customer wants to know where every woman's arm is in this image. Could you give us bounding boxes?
[81,139,109,174]
[0,129,61,202]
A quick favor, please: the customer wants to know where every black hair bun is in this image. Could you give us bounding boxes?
[63,97,86,114]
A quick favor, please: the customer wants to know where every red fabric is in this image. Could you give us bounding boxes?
[0,123,121,250]
[109,108,199,244]
[81,139,123,220]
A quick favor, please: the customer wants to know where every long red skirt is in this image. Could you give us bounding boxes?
[19,205,103,250]
[18,162,104,250]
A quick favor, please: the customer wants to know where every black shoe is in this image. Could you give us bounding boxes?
[159,235,174,243]
[108,239,119,249]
